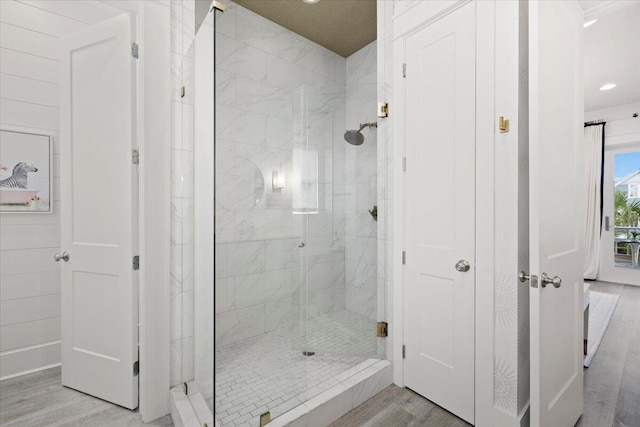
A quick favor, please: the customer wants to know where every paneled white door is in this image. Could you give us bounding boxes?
[529,1,584,425]
[403,2,476,424]
[59,14,138,409]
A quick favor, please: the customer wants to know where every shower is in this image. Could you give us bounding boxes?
[344,122,377,145]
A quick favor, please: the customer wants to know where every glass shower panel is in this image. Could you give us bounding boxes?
[213,3,307,424]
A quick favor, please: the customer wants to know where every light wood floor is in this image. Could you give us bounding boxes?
[332,282,640,427]
[0,367,173,426]
[330,385,470,427]
[576,281,640,427]
[1,282,637,427]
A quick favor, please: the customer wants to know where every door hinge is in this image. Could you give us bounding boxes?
[132,149,140,165]
[402,345,406,359]
[402,157,406,171]
[402,251,406,265]
[133,360,139,376]
[402,63,406,77]
[131,42,139,59]
[377,321,388,337]
[133,255,140,270]
[378,102,389,118]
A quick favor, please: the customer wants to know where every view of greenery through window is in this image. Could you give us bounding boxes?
[614,151,640,267]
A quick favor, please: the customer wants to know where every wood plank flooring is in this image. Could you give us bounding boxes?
[1,282,637,427]
[329,385,470,427]
[332,282,640,427]
[576,282,640,427]
[0,367,173,426]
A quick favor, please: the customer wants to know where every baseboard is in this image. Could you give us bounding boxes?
[0,341,61,380]
[0,362,61,381]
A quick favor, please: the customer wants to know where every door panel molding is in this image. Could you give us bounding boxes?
[60,12,138,410]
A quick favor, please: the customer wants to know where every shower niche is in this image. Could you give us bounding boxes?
[171,1,389,425]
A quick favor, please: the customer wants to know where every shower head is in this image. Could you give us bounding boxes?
[344,122,377,146]
[344,129,365,146]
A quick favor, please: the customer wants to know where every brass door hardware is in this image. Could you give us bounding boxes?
[377,321,388,337]
[499,116,509,133]
[211,1,226,12]
[260,412,271,426]
[378,102,389,118]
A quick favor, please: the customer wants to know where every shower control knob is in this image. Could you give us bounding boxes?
[298,242,305,248]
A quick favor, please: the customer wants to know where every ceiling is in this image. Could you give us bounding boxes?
[233,0,376,58]
[582,1,640,111]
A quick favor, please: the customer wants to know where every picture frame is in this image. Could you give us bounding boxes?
[0,129,53,213]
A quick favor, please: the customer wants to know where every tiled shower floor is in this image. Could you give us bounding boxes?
[212,309,378,426]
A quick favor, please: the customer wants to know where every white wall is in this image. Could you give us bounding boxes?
[0,0,122,380]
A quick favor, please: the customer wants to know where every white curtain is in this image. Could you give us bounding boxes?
[583,124,604,279]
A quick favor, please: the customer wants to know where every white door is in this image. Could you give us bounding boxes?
[529,1,584,426]
[59,14,138,409]
[403,3,476,424]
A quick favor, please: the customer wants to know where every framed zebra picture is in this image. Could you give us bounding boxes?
[0,129,53,213]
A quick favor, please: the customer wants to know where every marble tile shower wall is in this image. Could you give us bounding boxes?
[214,1,348,347]
[344,42,378,320]
[170,0,196,387]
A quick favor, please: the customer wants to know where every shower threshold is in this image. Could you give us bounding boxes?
[209,310,390,426]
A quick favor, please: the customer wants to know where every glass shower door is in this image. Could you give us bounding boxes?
[292,83,382,402]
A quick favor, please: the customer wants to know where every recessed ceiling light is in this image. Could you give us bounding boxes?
[584,19,597,28]
[302,0,320,3]
[600,83,617,91]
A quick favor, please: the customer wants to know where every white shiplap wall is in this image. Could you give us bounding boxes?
[0,0,120,380]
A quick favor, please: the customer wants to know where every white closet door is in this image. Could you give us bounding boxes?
[59,13,138,409]
[529,1,584,425]
[403,2,476,424]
